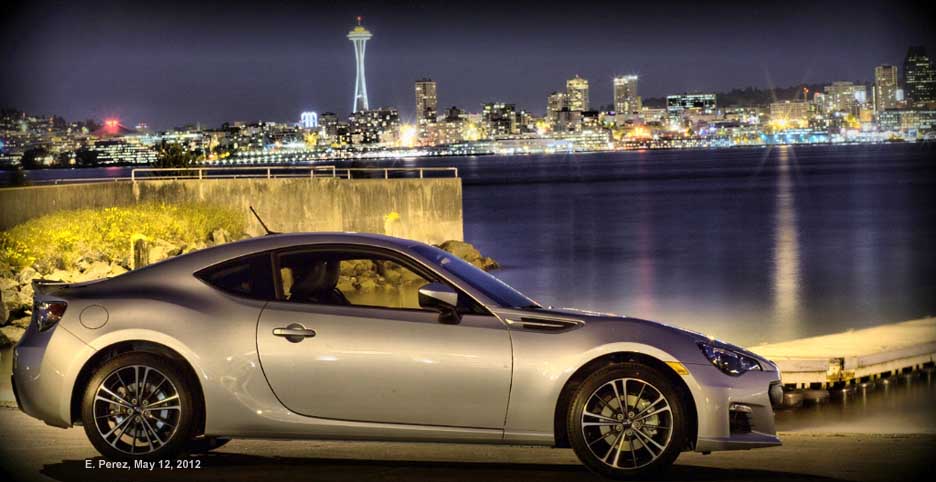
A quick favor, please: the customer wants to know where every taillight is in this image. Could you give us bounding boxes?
[34,301,67,332]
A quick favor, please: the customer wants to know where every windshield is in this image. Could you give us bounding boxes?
[411,245,538,309]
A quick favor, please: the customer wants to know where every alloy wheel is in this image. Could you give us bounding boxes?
[92,365,182,456]
[580,377,674,470]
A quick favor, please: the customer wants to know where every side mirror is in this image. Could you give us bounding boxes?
[418,282,461,324]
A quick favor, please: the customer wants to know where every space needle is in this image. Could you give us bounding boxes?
[347,16,373,113]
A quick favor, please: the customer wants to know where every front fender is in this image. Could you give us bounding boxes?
[503,331,705,444]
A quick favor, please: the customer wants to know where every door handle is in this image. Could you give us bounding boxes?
[273,323,316,343]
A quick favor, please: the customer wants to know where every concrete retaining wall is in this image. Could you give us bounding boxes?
[0,178,463,244]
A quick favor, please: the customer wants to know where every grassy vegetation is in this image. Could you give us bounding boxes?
[0,203,245,272]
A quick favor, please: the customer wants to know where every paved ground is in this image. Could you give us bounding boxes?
[0,408,931,482]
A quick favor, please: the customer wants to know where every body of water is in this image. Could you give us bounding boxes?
[4,144,935,345]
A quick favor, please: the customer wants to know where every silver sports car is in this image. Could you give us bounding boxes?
[12,233,782,479]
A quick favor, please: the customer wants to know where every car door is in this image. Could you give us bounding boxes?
[256,245,513,429]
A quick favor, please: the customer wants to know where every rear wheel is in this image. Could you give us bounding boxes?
[567,363,688,479]
[81,352,197,460]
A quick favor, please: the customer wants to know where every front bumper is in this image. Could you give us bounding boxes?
[683,362,782,452]
[12,323,94,428]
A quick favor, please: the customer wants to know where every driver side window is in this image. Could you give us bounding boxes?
[276,249,433,310]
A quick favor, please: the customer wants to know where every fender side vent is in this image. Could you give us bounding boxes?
[505,317,583,331]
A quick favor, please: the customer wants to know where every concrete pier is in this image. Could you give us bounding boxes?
[751,318,936,388]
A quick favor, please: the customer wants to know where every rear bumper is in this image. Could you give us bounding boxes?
[13,323,93,428]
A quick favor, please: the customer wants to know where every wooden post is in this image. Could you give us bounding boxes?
[131,234,150,270]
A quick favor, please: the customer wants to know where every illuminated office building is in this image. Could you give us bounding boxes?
[547,91,567,125]
[904,46,935,107]
[566,75,589,111]
[666,93,717,122]
[415,79,438,124]
[482,103,517,138]
[823,82,867,114]
[348,108,400,145]
[873,65,899,112]
[613,75,641,115]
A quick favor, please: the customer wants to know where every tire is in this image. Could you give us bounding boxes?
[81,352,198,460]
[187,437,231,453]
[567,362,688,479]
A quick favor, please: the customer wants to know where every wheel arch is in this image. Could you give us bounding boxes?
[69,339,207,437]
[553,351,698,451]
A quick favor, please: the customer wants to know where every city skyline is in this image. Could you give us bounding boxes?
[2,0,934,129]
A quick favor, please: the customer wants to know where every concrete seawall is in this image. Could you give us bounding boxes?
[0,178,463,244]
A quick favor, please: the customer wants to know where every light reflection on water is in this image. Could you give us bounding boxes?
[771,146,801,341]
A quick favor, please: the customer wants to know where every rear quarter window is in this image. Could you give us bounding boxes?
[196,253,275,300]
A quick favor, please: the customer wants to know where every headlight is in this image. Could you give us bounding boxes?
[698,341,762,376]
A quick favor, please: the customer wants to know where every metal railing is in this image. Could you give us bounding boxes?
[129,166,459,181]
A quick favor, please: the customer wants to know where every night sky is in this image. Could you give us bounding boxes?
[2,0,933,129]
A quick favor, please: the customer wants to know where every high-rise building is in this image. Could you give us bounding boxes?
[666,93,717,122]
[414,79,438,124]
[613,75,640,115]
[482,103,517,138]
[347,17,373,113]
[873,65,899,112]
[904,46,936,107]
[823,81,866,114]
[566,75,589,111]
[546,91,567,123]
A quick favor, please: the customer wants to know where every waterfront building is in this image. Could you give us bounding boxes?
[666,93,717,123]
[613,75,640,117]
[873,65,899,113]
[347,17,373,113]
[903,46,936,107]
[415,79,438,124]
[769,101,810,127]
[90,137,157,165]
[823,82,867,114]
[566,75,589,111]
[877,109,936,137]
[639,107,668,124]
[348,108,400,145]
[482,103,517,138]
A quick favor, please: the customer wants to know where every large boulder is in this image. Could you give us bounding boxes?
[210,228,230,246]
[2,285,30,320]
[437,240,500,271]
[77,261,113,282]
[16,267,39,286]
[9,316,30,328]
[0,324,25,348]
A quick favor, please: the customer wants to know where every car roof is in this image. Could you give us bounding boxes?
[143,232,432,274]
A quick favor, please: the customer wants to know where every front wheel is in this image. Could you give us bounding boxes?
[567,362,688,479]
[81,352,198,460]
